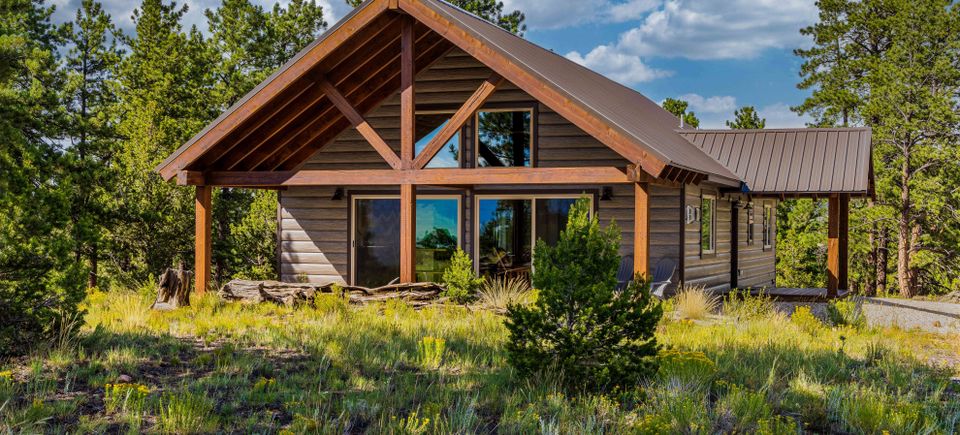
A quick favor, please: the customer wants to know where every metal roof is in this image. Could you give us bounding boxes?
[422,0,740,183]
[678,128,873,194]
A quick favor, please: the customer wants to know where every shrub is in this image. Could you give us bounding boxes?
[477,276,534,310]
[827,298,866,328]
[722,289,775,320]
[791,305,823,335]
[656,349,717,389]
[506,197,662,391]
[157,390,217,433]
[716,384,773,433]
[103,383,149,415]
[441,249,484,304]
[674,286,718,320]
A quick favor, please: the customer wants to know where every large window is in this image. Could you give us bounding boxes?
[762,204,773,249]
[415,198,461,282]
[476,109,532,167]
[415,112,460,168]
[700,195,716,254]
[476,195,585,278]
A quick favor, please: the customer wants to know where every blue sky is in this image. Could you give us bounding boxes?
[49,0,818,128]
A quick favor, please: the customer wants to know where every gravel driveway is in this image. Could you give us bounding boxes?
[778,297,960,334]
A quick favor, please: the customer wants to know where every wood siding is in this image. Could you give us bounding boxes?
[280,48,683,286]
[735,198,777,288]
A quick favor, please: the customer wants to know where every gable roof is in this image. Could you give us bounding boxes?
[156,0,741,185]
[678,128,873,195]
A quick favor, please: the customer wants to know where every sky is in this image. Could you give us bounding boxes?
[48,0,819,128]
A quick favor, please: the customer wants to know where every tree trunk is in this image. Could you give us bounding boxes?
[897,156,915,298]
[876,227,888,295]
[152,263,193,310]
[87,242,98,289]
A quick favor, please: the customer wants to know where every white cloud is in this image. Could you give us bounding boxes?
[677,93,736,114]
[501,0,611,29]
[757,102,812,128]
[566,45,672,86]
[604,0,659,23]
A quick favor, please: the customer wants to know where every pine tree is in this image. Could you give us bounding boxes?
[62,0,123,289]
[345,0,525,34]
[506,198,662,391]
[662,97,700,128]
[726,106,765,129]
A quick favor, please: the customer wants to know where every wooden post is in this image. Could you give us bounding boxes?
[399,16,415,168]
[827,195,840,297]
[634,182,650,279]
[839,193,849,291]
[195,185,212,294]
[400,183,416,283]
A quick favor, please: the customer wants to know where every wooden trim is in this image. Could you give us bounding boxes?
[827,194,840,297]
[317,77,401,169]
[195,186,213,294]
[678,184,686,284]
[199,167,635,187]
[157,0,391,180]
[413,72,503,169]
[399,184,416,282]
[700,192,717,256]
[398,0,669,178]
[634,182,650,279]
[177,171,205,186]
[400,17,416,168]
[838,193,849,291]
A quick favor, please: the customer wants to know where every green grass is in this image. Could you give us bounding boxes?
[1,287,958,433]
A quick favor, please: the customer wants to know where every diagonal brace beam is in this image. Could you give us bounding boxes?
[318,77,402,170]
[412,73,504,169]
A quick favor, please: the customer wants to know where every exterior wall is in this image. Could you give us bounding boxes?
[682,184,777,292]
[279,48,683,287]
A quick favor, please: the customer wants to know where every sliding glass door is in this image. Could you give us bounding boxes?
[475,196,587,279]
[352,196,460,287]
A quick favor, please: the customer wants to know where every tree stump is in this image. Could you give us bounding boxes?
[152,265,193,310]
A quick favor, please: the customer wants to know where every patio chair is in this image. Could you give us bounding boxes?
[615,255,676,299]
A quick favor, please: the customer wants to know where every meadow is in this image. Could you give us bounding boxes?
[1,287,958,434]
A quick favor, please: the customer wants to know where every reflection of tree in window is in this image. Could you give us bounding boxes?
[415,113,460,168]
[478,199,531,276]
[477,110,531,167]
[418,227,456,251]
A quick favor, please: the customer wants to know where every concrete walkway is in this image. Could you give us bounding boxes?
[862,297,960,333]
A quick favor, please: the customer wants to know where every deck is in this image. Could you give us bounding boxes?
[718,287,851,302]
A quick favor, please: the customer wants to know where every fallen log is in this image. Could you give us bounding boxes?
[218,279,445,307]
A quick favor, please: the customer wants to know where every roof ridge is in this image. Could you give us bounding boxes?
[678,127,871,134]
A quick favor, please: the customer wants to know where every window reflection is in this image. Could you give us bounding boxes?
[476,110,532,167]
[415,113,460,168]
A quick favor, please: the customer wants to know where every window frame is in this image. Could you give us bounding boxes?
[746,204,755,246]
[415,109,463,168]
[762,203,773,250]
[349,194,462,285]
[474,107,536,168]
[700,193,717,256]
[473,193,592,274]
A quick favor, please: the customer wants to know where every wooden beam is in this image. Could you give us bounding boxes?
[827,194,840,297]
[399,183,416,282]
[626,164,682,188]
[199,167,635,187]
[839,193,849,291]
[398,0,669,177]
[400,16,415,168]
[177,170,204,186]
[634,182,650,279]
[195,186,212,295]
[318,77,401,169]
[412,73,503,169]
[157,0,391,180]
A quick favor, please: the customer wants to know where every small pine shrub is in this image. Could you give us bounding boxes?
[417,336,446,369]
[674,286,718,320]
[441,249,484,304]
[722,289,775,320]
[506,197,662,391]
[791,305,823,335]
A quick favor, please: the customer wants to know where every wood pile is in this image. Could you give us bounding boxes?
[218,279,446,307]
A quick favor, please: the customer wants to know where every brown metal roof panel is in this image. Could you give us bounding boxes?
[835,131,851,191]
[821,131,838,192]
[768,132,786,192]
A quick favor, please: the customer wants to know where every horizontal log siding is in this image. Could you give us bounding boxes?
[282,48,682,285]
[735,197,777,289]
[683,183,733,292]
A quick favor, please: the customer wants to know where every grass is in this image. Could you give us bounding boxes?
[674,285,720,320]
[0,286,958,433]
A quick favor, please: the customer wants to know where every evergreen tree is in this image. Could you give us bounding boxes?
[0,0,83,356]
[662,97,700,128]
[726,106,766,129]
[794,0,960,296]
[506,198,662,391]
[62,0,123,289]
[345,0,525,34]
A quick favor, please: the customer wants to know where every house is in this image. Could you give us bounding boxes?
[156,0,873,297]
